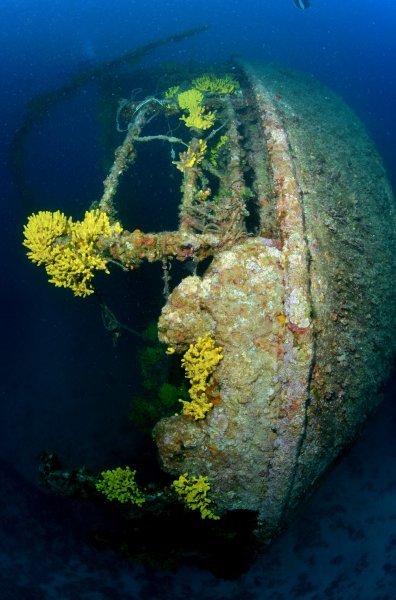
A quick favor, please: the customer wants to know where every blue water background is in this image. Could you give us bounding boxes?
[1,0,396,598]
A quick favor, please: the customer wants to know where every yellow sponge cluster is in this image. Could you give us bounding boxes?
[23,209,122,297]
[172,473,220,520]
[177,88,216,130]
[23,210,68,266]
[174,139,207,173]
[179,333,223,420]
[96,466,145,506]
[192,73,239,95]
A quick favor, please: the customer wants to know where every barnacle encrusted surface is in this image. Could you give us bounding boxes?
[156,239,285,515]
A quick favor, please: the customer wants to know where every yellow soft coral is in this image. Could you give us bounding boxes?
[209,134,229,167]
[164,85,180,99]
[45,242,109,297]
[174,139,207,173]
[172,473,220,520]
[23,210,69,265]
[179,333,223,420]
[96,466,145,506]
[177,88,215,130]
[192,73,239,95]
[23,209,122,297]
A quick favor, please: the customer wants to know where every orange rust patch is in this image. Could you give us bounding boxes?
[287,322,312,335]
[143,235,156,247]
[276,342,285,361]
[110,246,120,260]
[253,334,271,351]
[207,444,219,454]
[269,239,283,251]
[210,393,222,406]
[207,384,222,406]
[288,398,301,418]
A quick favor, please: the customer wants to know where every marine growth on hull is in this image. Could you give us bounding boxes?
[21,37,396,572]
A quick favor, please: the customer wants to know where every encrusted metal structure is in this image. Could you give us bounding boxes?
[151,60,396,538]
[27,56,396,541]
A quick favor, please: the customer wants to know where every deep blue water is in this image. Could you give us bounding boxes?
[1,1,396,598]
